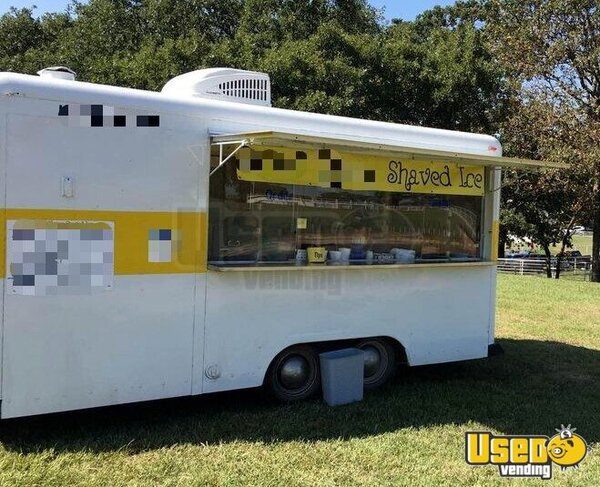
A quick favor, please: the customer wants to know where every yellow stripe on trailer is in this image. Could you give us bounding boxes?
[0,209,208,277]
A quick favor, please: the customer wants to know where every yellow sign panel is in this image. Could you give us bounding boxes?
[237,146,485,196]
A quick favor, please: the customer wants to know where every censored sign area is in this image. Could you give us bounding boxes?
[236,146,484,196]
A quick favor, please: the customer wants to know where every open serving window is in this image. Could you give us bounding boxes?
[208,131,562,270]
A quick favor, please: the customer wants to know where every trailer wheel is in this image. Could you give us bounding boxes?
[356,339,395,390]
[266,346,321,402]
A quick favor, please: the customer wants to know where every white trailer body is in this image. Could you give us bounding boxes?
[0,68,546,418]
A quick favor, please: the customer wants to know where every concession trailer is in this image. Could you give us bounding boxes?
[0,66,556,418]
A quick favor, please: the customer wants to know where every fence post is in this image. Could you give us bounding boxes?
[520,259,524,276]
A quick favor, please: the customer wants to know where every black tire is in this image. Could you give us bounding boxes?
[266,345,321,402]
[356,338,396,390]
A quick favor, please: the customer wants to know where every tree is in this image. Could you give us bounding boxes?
[498,206,530,259]
[484,0,600,281]
[215,0,383,116]
[497,92,595,277]
[501,168,591,278]
[373,10,507,132]
[256,23,378,116]
[1,0,504,131]
[0,7,73,74]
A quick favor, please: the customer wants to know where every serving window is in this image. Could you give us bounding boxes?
[208,143,484,267]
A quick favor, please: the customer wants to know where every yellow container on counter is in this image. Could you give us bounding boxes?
[307,247,327,263]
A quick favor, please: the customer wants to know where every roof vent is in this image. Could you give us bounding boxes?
[37,66,76,81]
[162,68,271,107]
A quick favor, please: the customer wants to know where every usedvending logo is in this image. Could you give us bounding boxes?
[466,425,589,479]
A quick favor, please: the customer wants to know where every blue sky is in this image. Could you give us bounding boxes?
[3,1,458,21]
[370,0,457,20]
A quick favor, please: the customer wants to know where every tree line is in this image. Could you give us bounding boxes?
[1,0,598,280]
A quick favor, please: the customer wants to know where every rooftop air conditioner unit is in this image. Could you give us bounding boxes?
[37,66,76,81]
[161,68,271,107]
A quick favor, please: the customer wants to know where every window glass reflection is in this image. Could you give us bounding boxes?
[208,151,482,265]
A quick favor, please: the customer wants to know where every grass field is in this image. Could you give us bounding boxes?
[510,234,593,256]
[0,274,599,486]
[552,234,594,255]
[570,234,594,255]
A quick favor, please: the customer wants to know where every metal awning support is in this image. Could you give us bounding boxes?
[210,130,567,169]
[209,138,249,176]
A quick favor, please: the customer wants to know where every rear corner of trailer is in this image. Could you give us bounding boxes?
[486,152,503,358]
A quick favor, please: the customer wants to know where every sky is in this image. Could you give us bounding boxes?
[3,1,458,21]
[370,0,457,20]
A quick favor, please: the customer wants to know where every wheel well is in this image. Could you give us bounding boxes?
[263,336,409,386]
[383,336,408,365]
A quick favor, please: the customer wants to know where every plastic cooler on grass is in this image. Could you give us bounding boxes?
[319,348,365,406]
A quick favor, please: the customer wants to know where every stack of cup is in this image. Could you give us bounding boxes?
[339,247,351,262]
[329,250,342,263]
[391,248,416,264]
[296,249,307,263]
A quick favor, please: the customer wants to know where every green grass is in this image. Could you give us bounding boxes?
[549,235,594,256]
[568,235,593,255]
[1,274,600,486]
[508,234,593,256]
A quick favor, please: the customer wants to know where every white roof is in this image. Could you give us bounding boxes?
[0,72,501,157]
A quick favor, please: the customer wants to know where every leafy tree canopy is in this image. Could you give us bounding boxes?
[0,0,504,133]
[484,0,600,279]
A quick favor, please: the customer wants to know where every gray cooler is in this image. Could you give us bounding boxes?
[319,348,365,406]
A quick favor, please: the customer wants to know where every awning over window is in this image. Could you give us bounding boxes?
[210,130,566,170]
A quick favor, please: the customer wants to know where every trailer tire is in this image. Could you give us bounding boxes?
[266,345,321,402]
[356,338,395,390]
